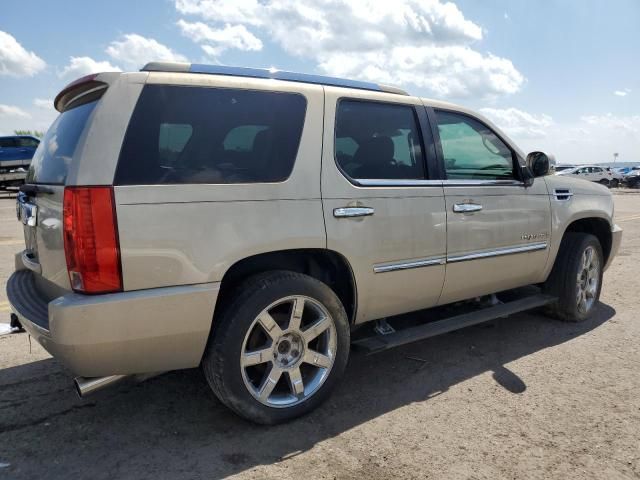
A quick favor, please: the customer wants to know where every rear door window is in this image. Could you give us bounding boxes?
[0,138,17,148]
[115,85,307,185]
[334,100,426,180]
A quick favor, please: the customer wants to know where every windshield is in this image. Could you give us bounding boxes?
[26,100,98,185]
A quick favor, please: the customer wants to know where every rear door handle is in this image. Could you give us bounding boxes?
[453,203,483,213]
[333,207,375,218]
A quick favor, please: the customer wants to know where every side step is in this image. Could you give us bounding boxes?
[352,294,556,354]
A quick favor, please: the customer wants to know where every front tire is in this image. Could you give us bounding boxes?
[202,271,350,424]
[543,233,603,322]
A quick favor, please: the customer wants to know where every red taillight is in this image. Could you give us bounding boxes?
[63,186,122,294]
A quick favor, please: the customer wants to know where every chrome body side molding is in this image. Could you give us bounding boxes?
[373,257,446,273]
[447,242,548,263]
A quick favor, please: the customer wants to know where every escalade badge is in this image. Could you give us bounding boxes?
[521,233,548,241]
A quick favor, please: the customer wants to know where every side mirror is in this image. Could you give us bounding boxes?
[526,151,553,177]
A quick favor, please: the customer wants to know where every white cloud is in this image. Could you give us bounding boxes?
[0,104,30,119]
[59,56,121,80]
[174,0,524,98]
[613,89,631,97]
[493,112,640,164]
[106,34,187,70]
[479,107,553,138]
[33,98,54,110]
[581,113,640,134]
[0,30,46,77]
[178,20,262,57]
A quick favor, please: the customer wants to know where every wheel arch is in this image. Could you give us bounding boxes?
[213,248,358,327]
[561,217,612,266]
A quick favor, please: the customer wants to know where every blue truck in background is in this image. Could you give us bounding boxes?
[0,135,40,189]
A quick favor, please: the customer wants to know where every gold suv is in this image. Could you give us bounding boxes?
[7,63,621,424]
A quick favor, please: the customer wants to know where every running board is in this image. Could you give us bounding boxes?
[352,294,556,354]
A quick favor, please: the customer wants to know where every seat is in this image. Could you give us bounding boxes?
[352,136,396,179]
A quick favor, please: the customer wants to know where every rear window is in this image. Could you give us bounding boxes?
[115,85,307,185]
[26,101,98,185]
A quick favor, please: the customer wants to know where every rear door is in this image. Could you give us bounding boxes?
[432,108,551,305]
[322,87,446,324]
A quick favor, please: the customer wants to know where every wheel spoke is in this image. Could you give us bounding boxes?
[258,366,282,402]
[242,348,272,368]
[258,312,283,340]
[287,367,304,396]
[302,316,330,342]
[303,349,332,369]
[288,297,305,332]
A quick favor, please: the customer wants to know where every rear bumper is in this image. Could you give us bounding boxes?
[7,269,219,377]
[604,224,622,271]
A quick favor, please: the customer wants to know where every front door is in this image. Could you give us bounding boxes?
[321,88,446,324]
[432,109,552,305]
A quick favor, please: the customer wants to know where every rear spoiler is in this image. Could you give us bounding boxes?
[54,72,119,112]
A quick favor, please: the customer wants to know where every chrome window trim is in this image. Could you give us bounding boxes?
[447,242,548,263]
[442,179,525,187]
[355,179,443,187]
[373,256,446,273]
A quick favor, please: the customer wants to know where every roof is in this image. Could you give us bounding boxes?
[141,62,409,96]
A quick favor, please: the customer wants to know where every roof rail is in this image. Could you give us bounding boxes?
[141,62,409,96]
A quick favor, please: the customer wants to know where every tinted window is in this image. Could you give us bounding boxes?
[115,85,307,185]
[335,100,426,180]
[26,101,98,185]
[436,111,514,181]
[17,137,39,148]
[0,138,16,148]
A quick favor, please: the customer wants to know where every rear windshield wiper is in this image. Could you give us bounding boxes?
[19,184,54,196]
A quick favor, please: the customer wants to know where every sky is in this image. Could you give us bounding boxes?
[0,0,638,164]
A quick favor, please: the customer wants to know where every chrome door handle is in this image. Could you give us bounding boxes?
[453,203,483,213]
[333,207,375,218]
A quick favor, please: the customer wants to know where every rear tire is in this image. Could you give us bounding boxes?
[202,271,350,424]
[543,233,603,322]
[599,179,610,187]
[610,179,619,188]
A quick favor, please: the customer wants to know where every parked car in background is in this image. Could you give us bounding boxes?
[623,169,640,188]
[554,165,576,172]
[0,135,39,172]
[556,165,619,187]
[0,135,40,189]
[605,167,624,187]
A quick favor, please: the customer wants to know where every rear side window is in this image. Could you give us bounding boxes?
[335,100,426,180]
[0,138,16,148]
[26,100,98,185]
[17,137,39,148]
[115,85,307,185]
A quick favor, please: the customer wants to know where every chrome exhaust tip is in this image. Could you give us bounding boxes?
[74,375,129,397]
[74,372,163,397]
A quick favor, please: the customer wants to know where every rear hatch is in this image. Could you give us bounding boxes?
[18,76,111,292]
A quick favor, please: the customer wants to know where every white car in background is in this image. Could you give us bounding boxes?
[556,165,619,188]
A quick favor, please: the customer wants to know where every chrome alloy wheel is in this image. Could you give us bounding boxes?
[576,246,600,313]
[240,295,337,408]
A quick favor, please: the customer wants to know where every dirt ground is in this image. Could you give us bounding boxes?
[0,191,639,480]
